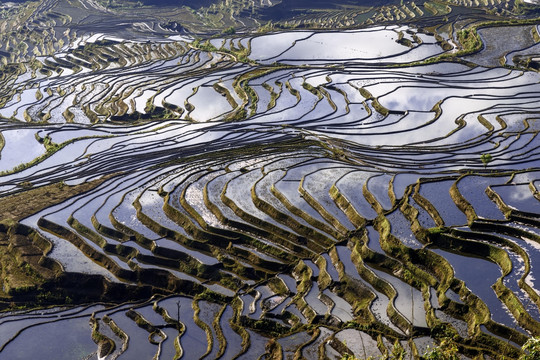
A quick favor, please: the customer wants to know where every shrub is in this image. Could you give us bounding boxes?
[521,337,540,360]
[424,338,459,360]
[222,26,236,35]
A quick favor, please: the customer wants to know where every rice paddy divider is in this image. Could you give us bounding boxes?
[298,176,350,235]
[450,177,479,225]
[251,176,335,250]
[8,223,63,274]
[203,177,299,264]
[229,296,250,359]
[212,303,228,358]
[329,184,367,228]
[103,315,129,356]
[40,216,134,281]
[221,178,316,258]
[291,260,317,322]
[347,235,412,334]
[413,181,445,227]
[314,255,333,291]
[90,315,116,358]
[373,215,438,288]
[440,230,536,329]
[271,180,343,239]
[469,221,540,308]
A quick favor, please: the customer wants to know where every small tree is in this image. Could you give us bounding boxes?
[480,153,492,169]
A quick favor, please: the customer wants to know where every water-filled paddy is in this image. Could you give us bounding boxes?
[431,248,517,327]
[0,317,97,360]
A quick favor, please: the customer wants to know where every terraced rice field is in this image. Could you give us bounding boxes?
[0,0,540,359]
